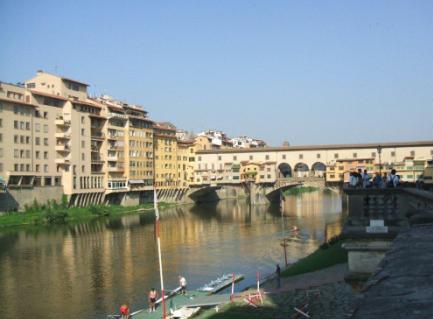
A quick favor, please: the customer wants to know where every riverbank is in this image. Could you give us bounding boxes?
[194,264,355,319]
[194,237,349,318]
[0,201,175,228]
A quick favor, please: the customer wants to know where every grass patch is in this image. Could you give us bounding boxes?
[0,198,174,228]
[283,186,319,196]
[281,236,347,277]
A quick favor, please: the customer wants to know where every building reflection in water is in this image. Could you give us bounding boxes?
[0,190,345,319]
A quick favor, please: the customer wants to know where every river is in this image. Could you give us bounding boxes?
[0,190,345,319]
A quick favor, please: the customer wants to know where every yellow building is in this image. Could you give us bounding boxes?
[153,122,178,189]
[177,140,194,188]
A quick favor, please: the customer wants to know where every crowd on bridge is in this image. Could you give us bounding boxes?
[348,168,400,189]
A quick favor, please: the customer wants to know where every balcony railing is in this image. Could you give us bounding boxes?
[91,131,105,139]
[55,118,71,126]
[55,144,70,152]
[55,131,71,139]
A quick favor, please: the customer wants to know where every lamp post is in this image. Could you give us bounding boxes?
[377,145,382,177]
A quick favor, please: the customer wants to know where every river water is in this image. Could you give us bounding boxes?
[0,190,345,319]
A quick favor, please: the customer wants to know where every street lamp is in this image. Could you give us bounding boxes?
[377,145,382,177]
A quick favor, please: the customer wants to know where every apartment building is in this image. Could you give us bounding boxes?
[97,95,154,195]
[177,140,194,187]
[153,122,178,189]
[0,71,160,209]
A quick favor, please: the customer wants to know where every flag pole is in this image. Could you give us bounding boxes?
[154,189,166,319]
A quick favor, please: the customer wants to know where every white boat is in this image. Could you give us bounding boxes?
[198,273,244,294]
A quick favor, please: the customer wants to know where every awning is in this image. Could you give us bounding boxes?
[129,179,145,185]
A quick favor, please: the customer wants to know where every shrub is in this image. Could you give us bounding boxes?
[44,209,68,224]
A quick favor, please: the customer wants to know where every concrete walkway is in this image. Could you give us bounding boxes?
[263,262,349,293]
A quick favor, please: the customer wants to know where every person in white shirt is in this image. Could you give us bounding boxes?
[362,169,371,188]
[179,275,187,295]
[387,169,400,188]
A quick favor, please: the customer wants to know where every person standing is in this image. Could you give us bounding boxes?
[179,275,187,295]
[148,288,158,312]
[372,172,383,188]
[119,303,130,319]
[362,169,371,188]
[275,264,281,289]
[387,169,400,188]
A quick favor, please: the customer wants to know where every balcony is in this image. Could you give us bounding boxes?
[108,166,124,172]
[107,134,124,140]
[91,157,104,164]
[108,144,124,151]
[55,144,70,152]
[91,131,105,140]
[108,112,128,120]
[55,131,71,139]
[55,157,71,165]
[55,118,71,127]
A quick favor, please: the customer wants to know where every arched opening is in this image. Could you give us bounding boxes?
[294,162,309,178]
[278,163,292,178]
[311,162,326,177]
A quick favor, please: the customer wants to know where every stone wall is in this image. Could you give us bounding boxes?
[0,186,64,212]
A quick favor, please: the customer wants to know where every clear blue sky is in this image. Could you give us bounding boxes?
[1,0,432,146]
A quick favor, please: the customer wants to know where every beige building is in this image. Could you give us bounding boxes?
[195,141,433,185]
[0,71,159,209]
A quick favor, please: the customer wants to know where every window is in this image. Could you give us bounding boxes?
[44,151,48,159]
[410,150,415,157]
[299,154,303,159]
[35,137,40,145]
[317,153,321,159]
[14,135,18,143]
[14,149,18,158]
[371,152,376,157]
[35,123,40,132]
[265,155,269,160]
[26,150,30,158]
[81,140,85,148]
[0,163,2,172]
[81,116,85,124]
[44,177,51,186]
[81,128,85,136]
[82,165,85,173]
[26,164,30,172]
[20,136,24,144]
[282,154,286,160]
[249,155,253,160]
[0,133,2,142]
[44,165,48,173]
[334,153,339,159]
[353,153,357,158]
[233,156,237,161]
[14,164,18,171]
[0,148,2,157]
[81,153,85,160]
[391,151,396,157]
[35,164,40,172]
[0,119,2,127]
[43,124,48,133]
[43,112,48,119]
[26,122,30,130]
[218,156,222,161]
[44,138,48,146]
[14,120,18,129]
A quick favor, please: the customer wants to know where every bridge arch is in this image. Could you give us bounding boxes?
[311,162,326,177]
[278,162,292,178]
[294,162,309,178]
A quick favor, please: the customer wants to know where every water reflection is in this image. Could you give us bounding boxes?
[0,190,345,319]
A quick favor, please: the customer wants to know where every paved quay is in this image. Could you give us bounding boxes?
[352,224,433,318]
